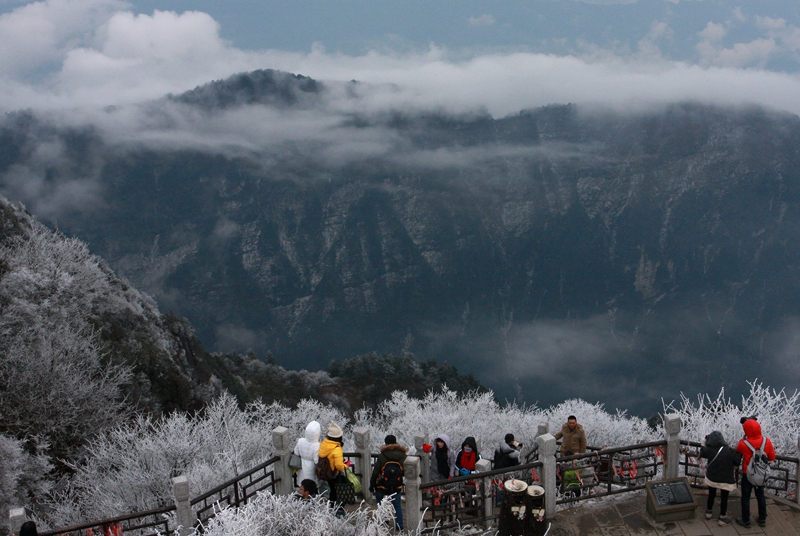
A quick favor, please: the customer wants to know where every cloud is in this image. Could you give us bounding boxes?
[573,0,637,4]
[696,20,776,68]
[635,21,674,61]
[757,16,800,53]
[1,0,800,120]
[468,14,495,27]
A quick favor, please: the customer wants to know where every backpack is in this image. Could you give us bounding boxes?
[316,456,337,481]
[493,448,511,470]
[744,439,771,486]
[376,460,404,493]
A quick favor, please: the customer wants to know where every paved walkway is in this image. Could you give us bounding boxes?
[549,490,800,536]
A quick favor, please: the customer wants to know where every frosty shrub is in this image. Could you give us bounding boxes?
[664,381,800,458]
[247,398,351,448]
[199,492,405,536]
[44,393,276,526]
[353,388,657,454]
[0,224,132,460]
[0,434,51,534]
[541,399,657,448]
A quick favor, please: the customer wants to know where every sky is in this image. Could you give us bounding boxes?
[2,0,800,115]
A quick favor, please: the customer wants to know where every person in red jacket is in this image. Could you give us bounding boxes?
[735,418,776,528]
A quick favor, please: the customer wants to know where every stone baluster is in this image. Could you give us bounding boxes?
[9,508,26,536]
[664,414,681,480]
[537,433,557,519]
[353,427,372,501]
[415,433,430,484]
[475,458,494,529]
[796,436,800,507]
[403,456,422,532]
[173,475,195,536]
[272,426,293,495]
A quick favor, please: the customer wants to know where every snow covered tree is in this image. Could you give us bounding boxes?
[0,223,132,461]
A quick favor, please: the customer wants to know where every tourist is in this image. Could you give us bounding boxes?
[293,420,321,485]
[700,431,740,527]
[318,421,347,508]
[19,521,38,536]
[736,419,776,528]
[370,434,408,530]
[294,479,318,500]
[493,433,521,469]
[429,433,456,480]
[554,415,587,456]
[455,436,481,475]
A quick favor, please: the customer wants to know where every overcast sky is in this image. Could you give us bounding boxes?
[2,0,800,115]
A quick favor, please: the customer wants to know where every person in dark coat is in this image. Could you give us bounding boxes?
[493,433,521,469]
[19,522,38,536]
[700,431,741,527]
[370,434,408,530]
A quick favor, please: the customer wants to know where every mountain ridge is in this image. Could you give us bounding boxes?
[2,68,800,413]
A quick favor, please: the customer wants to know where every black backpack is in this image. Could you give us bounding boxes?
[315,457,336,481]
[376,460,404,493]
[494,447,511,469]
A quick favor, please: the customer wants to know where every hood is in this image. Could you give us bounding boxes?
[461,436,479,454]
[380,443,409,454]
[318,437,342,458]
[304,420,321,443]
[498,441,517,454]
[743,419,763,442]
[705,431,727,449]
[434,433,452,450]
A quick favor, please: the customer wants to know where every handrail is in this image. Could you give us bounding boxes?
[421,459,545,490]
[37,504,176,536]
[190,455,280,506]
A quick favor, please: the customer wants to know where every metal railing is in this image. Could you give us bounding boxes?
[680,440,800,502]
[38,504,177,536]
[419,460,544,533]
[191,456,281,522]
[39,456,282,536]
[554,440,666,505]
[419,440,667,532]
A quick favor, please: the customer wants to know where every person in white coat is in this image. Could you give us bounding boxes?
[294,420,321,485]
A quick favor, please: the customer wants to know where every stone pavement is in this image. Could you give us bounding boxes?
[548,489,800,536]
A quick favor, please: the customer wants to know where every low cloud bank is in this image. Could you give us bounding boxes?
[2,0,800,117]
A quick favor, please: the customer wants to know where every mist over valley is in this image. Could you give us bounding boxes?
[3,69,800,415]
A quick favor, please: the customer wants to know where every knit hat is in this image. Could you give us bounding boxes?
[327,421,343,439]
[385,434,397,445]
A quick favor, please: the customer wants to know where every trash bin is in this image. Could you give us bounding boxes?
[525,485,546,536]
[498,479,528,536]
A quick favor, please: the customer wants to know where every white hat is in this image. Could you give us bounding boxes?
[327,421,343,439]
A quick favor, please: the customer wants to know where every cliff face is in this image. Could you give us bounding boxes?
[3,69,800,412]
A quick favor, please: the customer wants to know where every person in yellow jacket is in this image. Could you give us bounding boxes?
[318,421,347,507]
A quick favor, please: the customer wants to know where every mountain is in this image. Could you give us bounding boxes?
[0,195,484,466]
[2,69,800,413]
